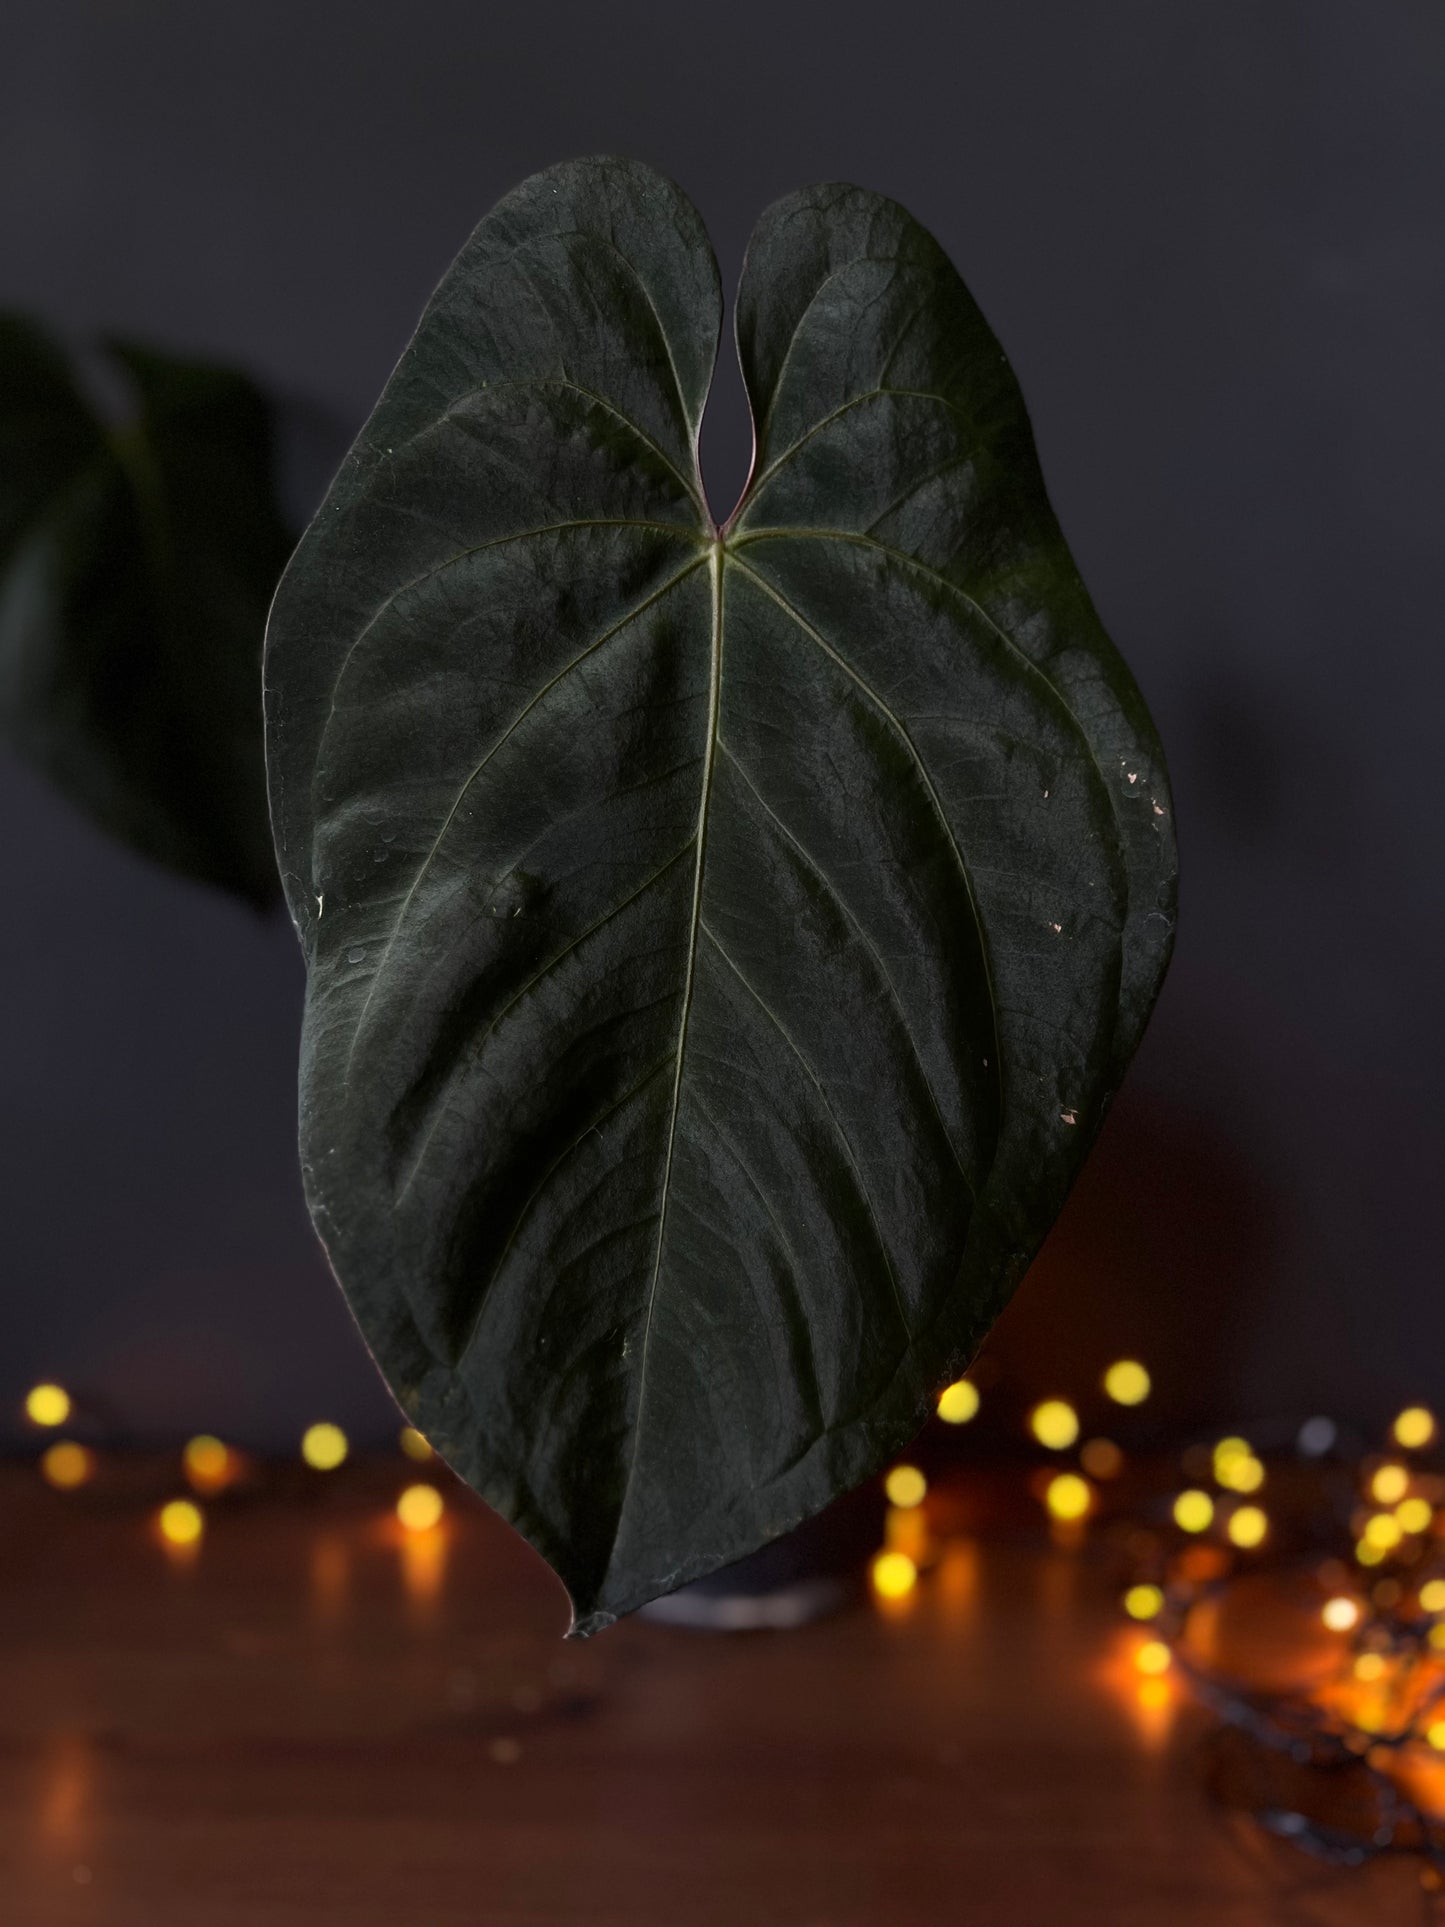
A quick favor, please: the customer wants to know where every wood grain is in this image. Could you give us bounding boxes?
[0,1459,1412,1925]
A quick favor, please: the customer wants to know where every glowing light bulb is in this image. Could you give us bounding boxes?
[884,1465,927,1509]
[1030,1400,1079,1451]
[183,1435,231,1491]
[25,1383,71,1428]
[936,1380,979,1425]
[1321,1595,1361,1632]
[1227,1506,1268,1549]
[396,1484,444,1532]
[1364,1512,1404,1552]
[1371,1463,1410,1505]
[1135,1640,1171,1675]
[1212,1437,1250,1480]
[1103,1360,1150,1406]
[40,1441,93,1489]
[871,1550,917,1599]
[1396,1497,1433,1535]
[1045,1472,1092,1521]
[158,1499,204,1546]
[1173,1490,1214,1534]
[1394,1407,1436,1450]
[1124,1583,1164,1621]
[1081,1438,1123,1479]
[1420,1579,1445,1614]
[399,1426,433,1461]
[1218,1454,1265,1494]
[301,1423,348,1471]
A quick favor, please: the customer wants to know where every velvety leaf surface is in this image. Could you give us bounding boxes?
[0,317,291,905]
[265,158,1176,1632]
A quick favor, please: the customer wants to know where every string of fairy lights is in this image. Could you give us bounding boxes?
[867,1355,1156,1599]
[20,1361,1445,1879]
[867,1362,1445,1884]
[20,1381,447,1546]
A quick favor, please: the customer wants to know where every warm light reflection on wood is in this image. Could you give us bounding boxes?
[1048,1517,1089,1552]
[397,1521,450,1621]
[308,1532,351,1629]
[1099,1632,1181,1752]
[935,1540,979,1623]
[1038,1548,1082,1624]
[38,1730,92,1848]
[884,1504,932,1568]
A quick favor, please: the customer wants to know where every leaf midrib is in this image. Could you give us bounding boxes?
[609,539,724,1554]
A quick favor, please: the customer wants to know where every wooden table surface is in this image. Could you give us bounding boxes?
[0,1458,1422,1926]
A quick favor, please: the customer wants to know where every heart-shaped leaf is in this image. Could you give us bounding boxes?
[266,158,1176,1631]
[0,317,291,906]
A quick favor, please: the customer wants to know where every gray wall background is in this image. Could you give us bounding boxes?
[2,0,1441,1446]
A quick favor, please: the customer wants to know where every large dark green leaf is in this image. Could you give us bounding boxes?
[265,157,1176,1631]
[0,317,292,906]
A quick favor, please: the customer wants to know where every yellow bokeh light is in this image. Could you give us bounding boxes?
[1371,1463,1410,1505]
[1227,1506,1268,1549]
[871,1550,918,1599]
[936,1380,979,1425]
[1364,1512,1404,1552]
[301,1423,349,1471]
[1397,1497,1433,1535]
[1213,1436,1250,1474]
[1045,1472,1092,1521]
[158,1499,204,1547]
[884,1465,927,1509]
[1354,1652,1387,1682]
[1431,1623,1445,1652]
[1420,1579,1445,1614]
[399,1426,433,1461]
[1124,1583,1164,1621]
[1173,1490,1214,1533]
[1135,1640,1172,1676]
[40,1441,93,1489]
[1321,1595,1361,1632]
[1218,1454,1265,1494]
[1030,1400,1080,1451]
[1356,1539,1386,1567]
[1394,1407,1436,1450]
[1429,1720,1445,1752]
[183,1435,231,1490]
[396,1484,444,1533]
[25,1383,71,1428]
[1081,1438,1123,1479]
[1103,1360,1151,1406]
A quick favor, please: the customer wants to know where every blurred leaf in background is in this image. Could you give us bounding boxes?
[0,317,293,907]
